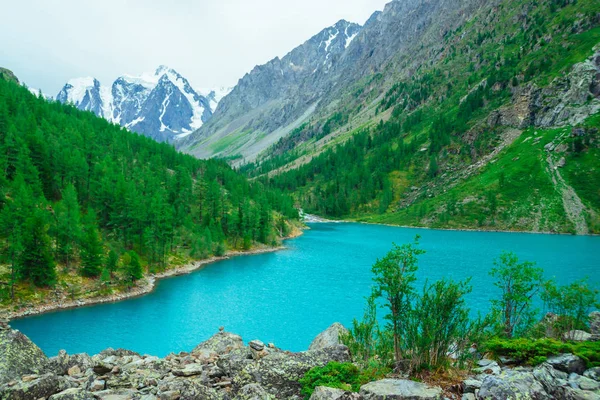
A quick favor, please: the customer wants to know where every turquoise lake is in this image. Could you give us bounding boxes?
[12,223,600,357]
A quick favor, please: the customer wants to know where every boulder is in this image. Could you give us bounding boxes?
[158,379,220,400]
[564,330,592,342]
[172,363,204,377]
[555,386,600,400]
[49,388,97,400]
[584,367,600,381]
[533,362,569,395]
[217,347,254,377]
[478,369,551,400]
[578,376,600,391]
[547,354,587,375]
[462,379,482,393]
[0,328,49,385]
[233,383,276,400]
[359,379,442,400]
[0,373,60,400]
[310,386,361,400]
[192,331,244,355]
[46,351,94,375]
[309,323,349,351]
[249,340,265,352]
[233,345,351,399]
[590,312,600,335]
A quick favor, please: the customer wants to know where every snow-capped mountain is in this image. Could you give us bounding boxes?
[55,66,229,142]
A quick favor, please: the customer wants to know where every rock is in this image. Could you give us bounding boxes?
[309,323,349,351]
[172,363,204,377]
[0,373,60,400]
[479,369,551,400]
[91,380,106,391]
[68,365,82,376]
[249,340,265,352]
[557,157,566,168]
[0,319,10,331]
[544,143,555,152]
[547,354,586,375]
[192,331,244,355]
[359,379,442,400]
[49,388,96,400]
[578,376,600,391]
[0,328,49,385]
[310,386,361,400]
[217,347,254,377]
[462,379,482,393]
[555,386,600,400]
[21,375,38,382]
[590,312,600,335]
[233,345,351,399]
[533,362,569,395]
[159,390,180,400]
[564,330,592,342]
[233,383,275,400]
[473,360,501,375]
[461,394,476,400]
[584,367,600,381]
[158,379,220,400]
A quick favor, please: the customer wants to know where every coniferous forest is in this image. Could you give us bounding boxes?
[0,78,298,297]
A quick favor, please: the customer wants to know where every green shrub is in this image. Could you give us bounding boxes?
[299,362,389,399]
[482,338,600,367]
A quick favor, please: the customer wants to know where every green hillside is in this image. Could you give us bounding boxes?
[0,76,298,304]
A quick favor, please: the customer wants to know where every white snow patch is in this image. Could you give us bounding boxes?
[162,69,205,130]
[159,91,171,132]
[64,77,96,105]
[345,26,358,48]
[125,116,145,129]
[324,29,339,52]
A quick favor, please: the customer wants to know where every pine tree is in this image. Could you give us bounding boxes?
[125,250,143,284]
[79,209,104,278]
[20,208,56,287]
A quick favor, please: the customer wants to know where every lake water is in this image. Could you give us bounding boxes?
[11,223,600,357]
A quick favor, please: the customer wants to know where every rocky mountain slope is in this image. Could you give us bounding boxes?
[236,0,600,234]
[56,66,230,142]
[178,20,361,161]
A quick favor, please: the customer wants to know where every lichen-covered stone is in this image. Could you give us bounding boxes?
[359,379,442,400]
[233,383,276,400]
[0,328,49,385]
[309,323,349,351]
[547,354,586,375]
[0,373,60,400]
[48,388,96,400]
[309,386,361,400]
[233,345,351,399]
[478,369,551,400]
[192,331,244,355]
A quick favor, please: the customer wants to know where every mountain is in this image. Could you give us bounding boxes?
[178,20,361,161]
[55,66,230,142]
[0,67,19,84]
[229,0,600,235]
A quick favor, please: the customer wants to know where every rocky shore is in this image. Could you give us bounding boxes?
[2,321,600,400]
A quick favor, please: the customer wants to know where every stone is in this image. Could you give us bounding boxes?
[68,365,82,376]
[584,367,600,381]
[461,394,476,400]
[359,379,442,400]
[590,312,600,335]
[0,373,60,400]
[547,354,587,375]
[309,386,362,400]
[21,375,39,382]
[462,379,482,393]
[158,380,219,400]
[91,380,106,391]
[192,331,244,355]
[534,362,569,395]
[233,383,275,400]
[172,363,204,377]
[473,360,501,375]
[0,319,10,330]
[557,157,566,168]
[309,323,349,351]
[0,328,49,385]
[479,369,552,399]
[555,386,600,400]
[49,388,96,400]
[249,340,265,351]
[578,376,600,391]
[564,330,592,342]
[159,390,180,400]
[233,345,351,399]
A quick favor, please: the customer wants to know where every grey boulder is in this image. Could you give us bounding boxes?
[359,379,443,400]
[0,328,49,385]
[309,323,349,351]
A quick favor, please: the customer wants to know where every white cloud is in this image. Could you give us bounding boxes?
[0,0,389,96]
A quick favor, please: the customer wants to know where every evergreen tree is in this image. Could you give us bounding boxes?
[79,209,104,278]
[125,250,143,284]
[20,208,56,287]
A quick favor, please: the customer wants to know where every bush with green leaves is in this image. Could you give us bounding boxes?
[489,251,544,338]
[483,338,600,368]
[542,278,600,339]
[299,362,389,399]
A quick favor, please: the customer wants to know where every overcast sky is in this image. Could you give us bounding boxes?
[1,0,389,96]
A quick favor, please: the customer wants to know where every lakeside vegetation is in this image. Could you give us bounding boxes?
[0,78,299,308]
[300,238,600,397]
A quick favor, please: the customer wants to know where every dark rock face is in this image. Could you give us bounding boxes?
[546,354,587,375]
[0,327,49,385]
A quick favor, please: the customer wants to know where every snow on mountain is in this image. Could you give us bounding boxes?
[55,66,228,143]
